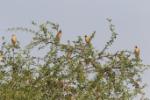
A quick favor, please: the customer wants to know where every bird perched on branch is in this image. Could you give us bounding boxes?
[84,31,95,45]
[134,46,140,60]
[11,34,17,46]
[85,35,91,44]
[55,30,62,42]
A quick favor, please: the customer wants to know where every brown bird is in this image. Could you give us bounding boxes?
[56,30,62,41]
[85,35,91,44]
[11,34,17,46]
[134,46,140,59]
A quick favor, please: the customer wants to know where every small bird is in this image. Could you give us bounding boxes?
[134,46,140,60]
[56,30,62,42]
[11,34,17,46]
[85,35,91,44]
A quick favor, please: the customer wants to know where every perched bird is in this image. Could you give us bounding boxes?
[11,34,17,46]
[56,30,62,42]
[134,46,140,59]
[85,35,91,44]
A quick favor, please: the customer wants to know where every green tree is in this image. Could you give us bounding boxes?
[0,19,149,100]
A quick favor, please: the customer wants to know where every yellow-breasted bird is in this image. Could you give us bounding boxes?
[11,34,17,46]
[134,46,140,59]
[85,35,91,44]
[56,30,62,42]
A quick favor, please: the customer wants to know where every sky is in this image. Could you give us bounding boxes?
[0,0,150,98]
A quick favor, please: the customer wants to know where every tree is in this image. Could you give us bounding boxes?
[0,19,149,100]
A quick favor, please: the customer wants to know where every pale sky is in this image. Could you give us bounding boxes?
[0,0,150,98]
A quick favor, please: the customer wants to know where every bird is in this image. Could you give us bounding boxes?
[85,35,91,44]
[11,34,17,46]
[134,46,140,60]
[56,30,62,42]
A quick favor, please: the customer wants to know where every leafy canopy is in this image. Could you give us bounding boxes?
[0,19,149,100]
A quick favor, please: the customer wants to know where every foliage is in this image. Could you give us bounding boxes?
[0,19,149,100]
